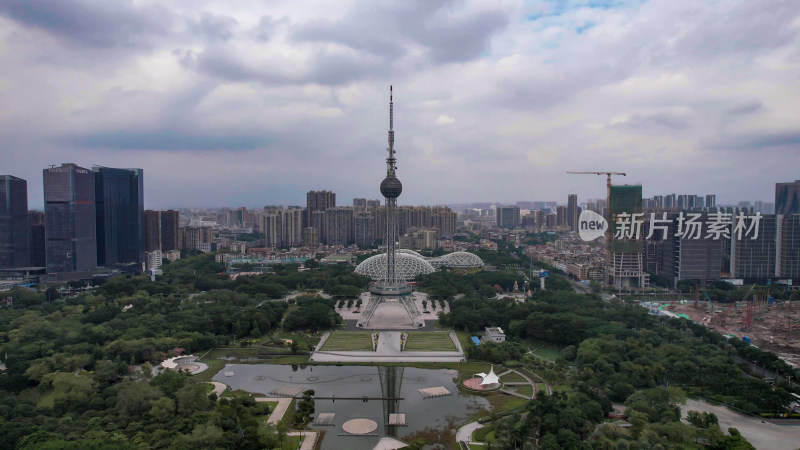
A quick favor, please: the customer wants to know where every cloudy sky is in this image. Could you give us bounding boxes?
[1,0,799,209]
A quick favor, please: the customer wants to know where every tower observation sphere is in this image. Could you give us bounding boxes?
[380,177,402,199]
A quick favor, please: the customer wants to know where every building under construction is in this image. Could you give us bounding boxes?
[609,185,648,288]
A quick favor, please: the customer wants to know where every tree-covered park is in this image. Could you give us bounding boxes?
[0,249,797,449]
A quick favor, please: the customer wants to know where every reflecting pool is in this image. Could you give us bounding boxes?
[213,364,489,449]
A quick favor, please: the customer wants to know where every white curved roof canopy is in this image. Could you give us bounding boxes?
[477,365,500,386]
[355,253,436,281]
[429,251,484,268]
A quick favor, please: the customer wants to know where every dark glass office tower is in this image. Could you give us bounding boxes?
[730,214,777,282]
[145,210,161,252]
[93,167,144,266]
[776,180,800,215]
[28,211,46,267]
[160,210,179,251]
[44,163,97,273]
[0,175,30,268]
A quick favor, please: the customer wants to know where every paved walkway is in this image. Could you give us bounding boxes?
[208,381,227,397]
[256,397,293,425]
[456,421,484,444]
[286,431,318,450]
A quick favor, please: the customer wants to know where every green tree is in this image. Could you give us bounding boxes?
[176,384,211,416]
[149,397,175,422]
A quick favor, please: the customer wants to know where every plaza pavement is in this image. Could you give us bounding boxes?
[310,330,465,363]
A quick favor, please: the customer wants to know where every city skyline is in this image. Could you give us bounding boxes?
[0,1,798,209]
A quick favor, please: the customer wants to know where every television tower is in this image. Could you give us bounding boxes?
[359,87,421,329]
[373,86,410,295]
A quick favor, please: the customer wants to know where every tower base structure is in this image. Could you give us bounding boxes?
[370,281,413,296]
[357,291,424,329]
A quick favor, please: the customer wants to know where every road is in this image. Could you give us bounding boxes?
[681,399,800,450]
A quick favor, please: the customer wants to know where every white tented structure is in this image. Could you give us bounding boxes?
[476,365,500,386]
[355,253,436,281]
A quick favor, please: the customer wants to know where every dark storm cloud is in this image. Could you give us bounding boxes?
[75,130,271,151]
[0,0,174,48]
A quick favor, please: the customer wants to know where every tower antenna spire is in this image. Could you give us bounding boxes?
[387,85,395,177]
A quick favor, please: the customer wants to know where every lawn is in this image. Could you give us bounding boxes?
[320,332,374,351]
[524,340,564,361]
[203,347,263,360]
[277,434,302,450]
[515,384,534,398]
[455,330,476,350]
[277,331,322,351]
[499,371,526,383]
[404,332,456,351]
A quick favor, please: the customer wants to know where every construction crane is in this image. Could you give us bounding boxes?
[567,171,627,284]
[566,171,627,209]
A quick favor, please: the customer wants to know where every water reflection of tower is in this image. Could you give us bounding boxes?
[378,366,403,437]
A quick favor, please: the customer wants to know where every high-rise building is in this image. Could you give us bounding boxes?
[695,197,705,209]
[44,163,97,273]
[281,208,304,247]
[730,214,777,281]
[145,210,161,252]
[687,195,697,209]
[567,194,578,231]
[302,227,318,246]
[609,185,647,288]
[777,214,800,280]
[355,212,375,247]
[160,210,180,251]
[306,190,336,227]
[556,205,567,226]
[776,180,800,215]
[311,210,327,244]
[28,211,45,267]
[260,212,281,247]
[664,194,676,209]
[259,208,303,247]
[654,212,722,286]
[353,198,368,208]
[545,213,557,228]
[93,167,144,266]
[366,199,382,208]
[325,208,354,246]
[0,175,30,268]
[705,194,716,209]
[653,195,663,208]
[179,227,213,250]
[497,206,520,229]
